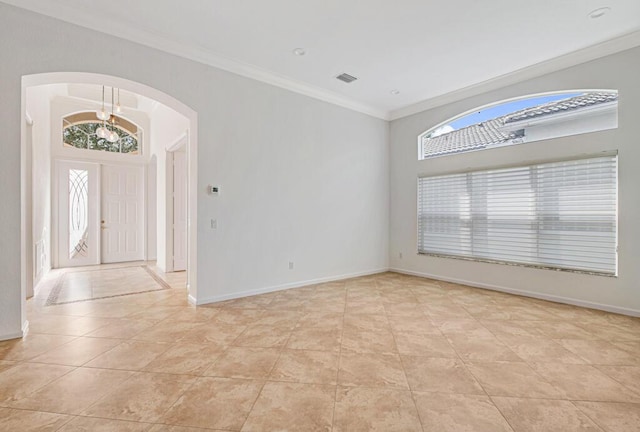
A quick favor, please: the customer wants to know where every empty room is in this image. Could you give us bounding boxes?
[0,1,639,431]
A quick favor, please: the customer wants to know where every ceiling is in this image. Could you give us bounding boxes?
[5,0,640,119]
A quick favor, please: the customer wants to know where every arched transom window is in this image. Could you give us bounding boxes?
[419,90,618,159]
[63,112,141,154]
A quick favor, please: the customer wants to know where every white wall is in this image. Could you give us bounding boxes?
[149,103,189,272]
[390,46,640,315]
[0,4,389,338]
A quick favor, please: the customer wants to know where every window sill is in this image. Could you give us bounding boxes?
[417,252,617,278]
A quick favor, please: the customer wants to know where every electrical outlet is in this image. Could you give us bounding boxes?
[399,252,403,259]
[288,261,294,270]
[210,219,217,230]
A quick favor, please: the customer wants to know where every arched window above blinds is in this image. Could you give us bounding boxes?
[419,91,618,160]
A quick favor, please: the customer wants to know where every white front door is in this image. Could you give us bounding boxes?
[101,165,145,263]
[56,161,100,268]
[172,151,188,271]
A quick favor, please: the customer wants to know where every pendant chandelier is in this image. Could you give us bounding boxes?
[96,86,120,143]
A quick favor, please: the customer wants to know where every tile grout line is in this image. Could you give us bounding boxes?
[382,282,427,432]
[567,400,609,432]
[235,290,302,432]
[330,282,348,432]
[439,284,518,432]
[9,270,640,430]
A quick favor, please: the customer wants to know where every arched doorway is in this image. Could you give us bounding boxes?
[18,72,199,338]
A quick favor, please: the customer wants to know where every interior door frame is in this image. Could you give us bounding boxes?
[171,149,187,271]
[165,131,189,273]
[25,112,34,298]
[53,158,148,268]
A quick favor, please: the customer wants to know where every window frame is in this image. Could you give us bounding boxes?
[417,90,618,160]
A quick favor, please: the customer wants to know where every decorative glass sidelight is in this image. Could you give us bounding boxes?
[68,169,89,259]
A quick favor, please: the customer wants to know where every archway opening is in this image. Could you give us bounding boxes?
[20,72,199,336]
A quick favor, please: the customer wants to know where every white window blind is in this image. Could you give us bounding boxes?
[417,155,618,275]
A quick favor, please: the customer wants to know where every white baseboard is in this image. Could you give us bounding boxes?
[33,266,50,297]
[0,320,28,342]
[22,320,29,337]
[194,268,388,306]
[187,294,197,306]
[0,332,23,342]
[390,267,640,317]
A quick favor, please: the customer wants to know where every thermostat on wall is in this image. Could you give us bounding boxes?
[208,185,220,195]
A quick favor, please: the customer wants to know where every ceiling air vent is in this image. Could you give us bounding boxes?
[336,73,358,84]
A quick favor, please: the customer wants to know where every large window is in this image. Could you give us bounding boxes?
[419,91,618,159]
[417,155,618,275]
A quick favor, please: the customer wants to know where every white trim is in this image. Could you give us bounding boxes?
[164,152,175,273]
[7,3,640,121]
[166,131,188,153]
[25,111,34,126]
[390,267,640,317]
[142,164,148,261]
[498,100,617,130]
[391,30,640,121]
[3,1,387,120]
[6,3,640,121]
[193,268,388,306]
[188,294,197,306]
[22,319,29,336]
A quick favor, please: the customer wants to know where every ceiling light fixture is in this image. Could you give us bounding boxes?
[96,86,120,143]
[588,7,611,19]
[115,88,122,114]
[292,48,306,56]
[390,89,400,95]
[107,87,119,143]
[96,122,108,139]
[96,86,109,121]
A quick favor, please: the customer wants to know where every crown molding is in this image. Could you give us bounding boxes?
[390,29,640,121]
[2,1,389,120]
[5,2,640,123]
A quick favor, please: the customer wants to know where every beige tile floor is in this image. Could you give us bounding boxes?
[1,266,640,431]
